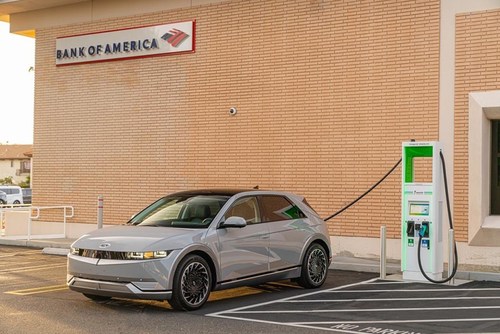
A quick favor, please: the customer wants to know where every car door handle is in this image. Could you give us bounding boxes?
[260,234,270,240]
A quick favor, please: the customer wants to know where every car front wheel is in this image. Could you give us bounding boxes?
[297,243,328,289]
[169,254,212,311]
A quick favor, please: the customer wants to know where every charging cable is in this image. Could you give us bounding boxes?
[324,158,402,221]
[417,150,458,283]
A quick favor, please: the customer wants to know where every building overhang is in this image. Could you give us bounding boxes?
[0,0,85,37]
[0,0,230,38]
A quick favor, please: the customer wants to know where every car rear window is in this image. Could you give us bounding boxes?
[259,195,306,223]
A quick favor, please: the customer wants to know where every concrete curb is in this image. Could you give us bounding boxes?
[0,237,75,250]
[42,247,70,256]
[332,256,500,282]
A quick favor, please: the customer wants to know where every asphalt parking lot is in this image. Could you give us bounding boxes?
[0,245,375,334]
[1,245,500,334]
[209,278,500,334]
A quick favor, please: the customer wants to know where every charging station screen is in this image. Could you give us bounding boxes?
[409,202,429,216]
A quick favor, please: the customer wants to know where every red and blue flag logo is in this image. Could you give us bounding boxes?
[161,29,189,47]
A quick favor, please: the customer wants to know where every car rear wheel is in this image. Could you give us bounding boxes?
[297,243,328,289]
[82,293,111,302]
[169,254,211,311]
[13,200,20,204]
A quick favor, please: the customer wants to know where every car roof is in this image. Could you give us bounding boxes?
[168,189,303,201]
[169,189,254,197]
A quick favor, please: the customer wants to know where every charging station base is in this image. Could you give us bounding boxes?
[403,270,442,282]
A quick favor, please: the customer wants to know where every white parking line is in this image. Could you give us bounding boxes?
[285,296,500,302]
[289,318,500,325]
[315,288,500,293]
[228,305,500,313]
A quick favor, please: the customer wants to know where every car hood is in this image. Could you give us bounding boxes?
[72,225,206,252]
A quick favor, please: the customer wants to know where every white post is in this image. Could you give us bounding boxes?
[27,210,32,241]
[0,209,4,236]
[448,229,455,285]
[63,207,67,238]
[97,195,103,229]
[380,225,387,279]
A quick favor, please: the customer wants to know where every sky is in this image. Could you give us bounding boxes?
[0,21,35,144]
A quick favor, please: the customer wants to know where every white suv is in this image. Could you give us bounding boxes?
[0,186,24,204]
[0,190,6,205]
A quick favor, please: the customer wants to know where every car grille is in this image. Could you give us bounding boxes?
[79,249,129,260]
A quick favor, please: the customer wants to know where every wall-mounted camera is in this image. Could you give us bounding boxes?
[229,107,237,116]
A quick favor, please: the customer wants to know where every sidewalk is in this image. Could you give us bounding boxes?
[1,237,499,282]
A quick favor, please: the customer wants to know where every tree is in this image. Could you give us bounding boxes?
[18,176,30,188]
[0,176,14,185]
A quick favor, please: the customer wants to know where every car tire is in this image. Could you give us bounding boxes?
[82,293,111,302]
[169,254,212,311]
[297,243,328,289]
[13,200,20,204]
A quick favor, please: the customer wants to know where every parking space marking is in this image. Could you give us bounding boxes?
[209,278,379,314]
[289,318,500,325]
[285,296,500,302]
[0,263,65,273]
[6,284,68,296]
[227,305,500,314]
[208,278,500,333]
[209,286,263,302]
[0,250,41,258]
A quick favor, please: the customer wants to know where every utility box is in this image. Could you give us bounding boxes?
[401,141,443,281]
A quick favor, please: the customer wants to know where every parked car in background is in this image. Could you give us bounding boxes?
[68,189,331,311]
[0,190,6,205]
[22,188,32,204]
[0,186,23,204]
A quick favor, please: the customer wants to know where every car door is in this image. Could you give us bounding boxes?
[259,195,310,271]
[216,196,270,281]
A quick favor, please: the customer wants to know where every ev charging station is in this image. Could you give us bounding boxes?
[401,141,444,281]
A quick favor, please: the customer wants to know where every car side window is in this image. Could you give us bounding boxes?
[259,195,307,223]
[224,197,261,224]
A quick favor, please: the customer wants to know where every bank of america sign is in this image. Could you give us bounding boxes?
[56,20,195,66]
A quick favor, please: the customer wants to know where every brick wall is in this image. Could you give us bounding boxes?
[455,9,500,242]
[34,0,440,238]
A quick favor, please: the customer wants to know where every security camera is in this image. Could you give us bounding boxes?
[229,107,237,115]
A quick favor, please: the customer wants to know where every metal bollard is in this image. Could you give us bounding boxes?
[97,195,103,229]
[448,229,455,285]
[380,226,386,279]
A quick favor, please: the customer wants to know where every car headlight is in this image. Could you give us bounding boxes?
[70,247,80,255]
[127,250,171,260]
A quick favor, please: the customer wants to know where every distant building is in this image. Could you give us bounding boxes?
[0,145,32,184]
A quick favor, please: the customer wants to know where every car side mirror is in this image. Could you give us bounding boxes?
[221,216,247,228]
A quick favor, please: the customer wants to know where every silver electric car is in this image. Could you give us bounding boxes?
[67,189,331,311]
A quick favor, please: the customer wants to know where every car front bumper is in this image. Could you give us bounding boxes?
[67,252,180,300]
[67,276,172,300]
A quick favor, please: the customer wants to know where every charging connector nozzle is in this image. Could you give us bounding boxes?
[419,222,429,238]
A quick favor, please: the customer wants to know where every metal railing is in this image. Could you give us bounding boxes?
[0,205,74,240]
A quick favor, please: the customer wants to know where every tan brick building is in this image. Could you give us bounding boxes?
[1,0,500,270]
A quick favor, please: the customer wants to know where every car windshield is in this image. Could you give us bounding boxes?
[130,194,230,228]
